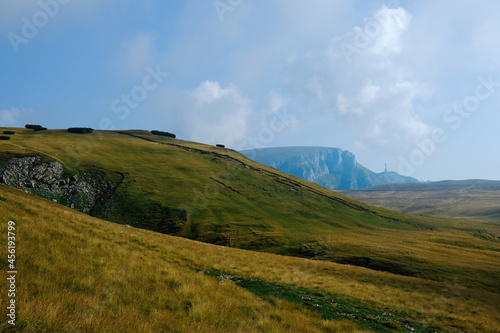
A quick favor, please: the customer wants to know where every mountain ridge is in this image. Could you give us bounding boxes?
[241,146,418,190]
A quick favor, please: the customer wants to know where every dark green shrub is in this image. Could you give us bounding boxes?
[2,131,15,135]
[151,130,176,138]
[67,127,94,134]
[25,124,47,131]
[0,136,10,140]
[216,144,225,148]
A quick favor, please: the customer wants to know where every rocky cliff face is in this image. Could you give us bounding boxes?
[270,149,357,186]
[0,155,121,214]
[241,147,418,190]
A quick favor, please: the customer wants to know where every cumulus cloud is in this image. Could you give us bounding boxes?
[279,4,433,152]
[156,81,252,145]
[367,6,412,56]
[150,82,297,148]
[332,5,412,68]
[335,79,432,148]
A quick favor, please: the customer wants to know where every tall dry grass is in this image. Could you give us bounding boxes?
[0,184,367,332]
[0,185,499,331]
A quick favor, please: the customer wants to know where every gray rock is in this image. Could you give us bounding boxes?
[0,155,120,214]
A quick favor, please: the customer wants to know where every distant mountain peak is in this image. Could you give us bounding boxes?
[241,146,418,190]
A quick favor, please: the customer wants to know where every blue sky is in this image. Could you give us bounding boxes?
[1,0,499,181]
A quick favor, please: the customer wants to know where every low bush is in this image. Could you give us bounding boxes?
[2,131,15,135]
[0,136,10,140]
[67,127,94,134]
[25,124,47,131]
[216,144,225,148]
[151,130,176,138]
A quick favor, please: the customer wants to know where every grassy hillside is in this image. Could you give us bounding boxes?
[1,128,500,295]
[1,184,500,332]
[339,180,500,223]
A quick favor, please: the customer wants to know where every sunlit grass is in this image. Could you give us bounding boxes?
[0,184,499,332]
[1,128,500,331]
[0,185,365,332]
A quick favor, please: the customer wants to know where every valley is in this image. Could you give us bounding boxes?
[339,180,500,224]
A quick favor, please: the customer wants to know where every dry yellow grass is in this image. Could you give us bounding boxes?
[0,184,368,332]
[1,184,499,332]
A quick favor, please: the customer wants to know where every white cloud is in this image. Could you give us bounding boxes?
[192,81,227,105]
[0,107,36,127]
[279,4,433,152]
[367,6,412,56]
[152,81,252,145]
[329,5,412,69]
[151,82,297,148]
[336,79,432,148]
[186,81,252,145]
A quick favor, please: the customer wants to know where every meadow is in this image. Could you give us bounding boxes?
[0,184,499,332]
[1,127,500,331]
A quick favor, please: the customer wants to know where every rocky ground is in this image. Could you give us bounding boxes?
[0,155,120,214]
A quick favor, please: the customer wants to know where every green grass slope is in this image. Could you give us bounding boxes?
[1,184,499,332]
[1,128,500,294]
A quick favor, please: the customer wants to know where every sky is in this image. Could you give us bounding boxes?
[1,0,500,181]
